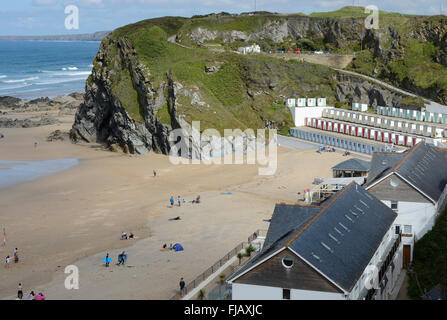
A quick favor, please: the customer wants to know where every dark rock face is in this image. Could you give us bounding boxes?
[0,96,21,108]
[334,73,414,109]
[71,37,172,155]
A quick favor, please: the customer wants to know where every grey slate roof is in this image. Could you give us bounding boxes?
[332,158,371,172]
[366,143,447,202]
[229,183,397,293]
[228,205,321,282]
[365,153,405,186]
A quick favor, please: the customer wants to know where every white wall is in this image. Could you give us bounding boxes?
[292,107,334,127]
[381,201,436,240]
[232,283,283,300]
[232,283,344,300]
[291,289,344,300]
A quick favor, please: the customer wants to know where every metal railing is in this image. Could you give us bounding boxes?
[169,229,267,300]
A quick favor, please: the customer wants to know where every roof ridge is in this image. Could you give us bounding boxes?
[393,141,423,171]
[277,202,321,208]
[285,181,356,247]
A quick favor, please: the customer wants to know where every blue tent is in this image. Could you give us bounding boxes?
[172,243,184,252]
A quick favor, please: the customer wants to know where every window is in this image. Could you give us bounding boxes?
[282,257,294,269]
[403,225,412,234]
[283,289,291,300]
[395,225,401,235]
[390,201,398,212]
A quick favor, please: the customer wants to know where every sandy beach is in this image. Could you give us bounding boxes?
[0,109,352,300]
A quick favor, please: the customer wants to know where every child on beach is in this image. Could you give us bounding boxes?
[177,196,181,207]
[5,255,10,268]
[170,196,174,207]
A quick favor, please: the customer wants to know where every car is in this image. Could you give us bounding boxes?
[314,50,324,55]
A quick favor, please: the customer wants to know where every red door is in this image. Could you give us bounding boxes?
[403,245,411,268]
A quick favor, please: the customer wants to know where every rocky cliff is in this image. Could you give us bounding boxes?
[71,8,438,155]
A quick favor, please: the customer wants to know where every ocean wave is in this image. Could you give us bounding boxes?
[47,71,91,77]
[0,83,33,91]
[1,76,39,83]
[35,77,88,85]
[62,67,79,71]
[0,75,7,79]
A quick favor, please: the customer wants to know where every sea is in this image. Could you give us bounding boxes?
[0,40,100,99]
[0,159,79,190]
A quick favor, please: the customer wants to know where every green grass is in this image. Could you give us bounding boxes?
[408,207,447,299]
[309,6,423,18]
[156,103,171,125]
[111,68,144,123]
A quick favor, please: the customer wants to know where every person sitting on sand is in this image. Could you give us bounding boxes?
[121,232,127,240]
[34,292,46,300]
[26,291,35,300]
[161,244,167,251]
[129,233,134,239]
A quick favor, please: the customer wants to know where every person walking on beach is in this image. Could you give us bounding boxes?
[105,253,110,267]
[117,251,126,265]
[170,196,174,208]
[153,170,157,178]
[13,248,18,263]
[177,196,181,207]
[179,278,185,295]
[17,283,23,300]
[2,228,6,247]
[5,255,10,268]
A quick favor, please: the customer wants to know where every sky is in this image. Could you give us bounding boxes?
[1,0,446,36]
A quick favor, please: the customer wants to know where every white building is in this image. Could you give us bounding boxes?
[286,97,332,127]
[364,142,447,264]
[238,44,261,54]
[228,182,403,300]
